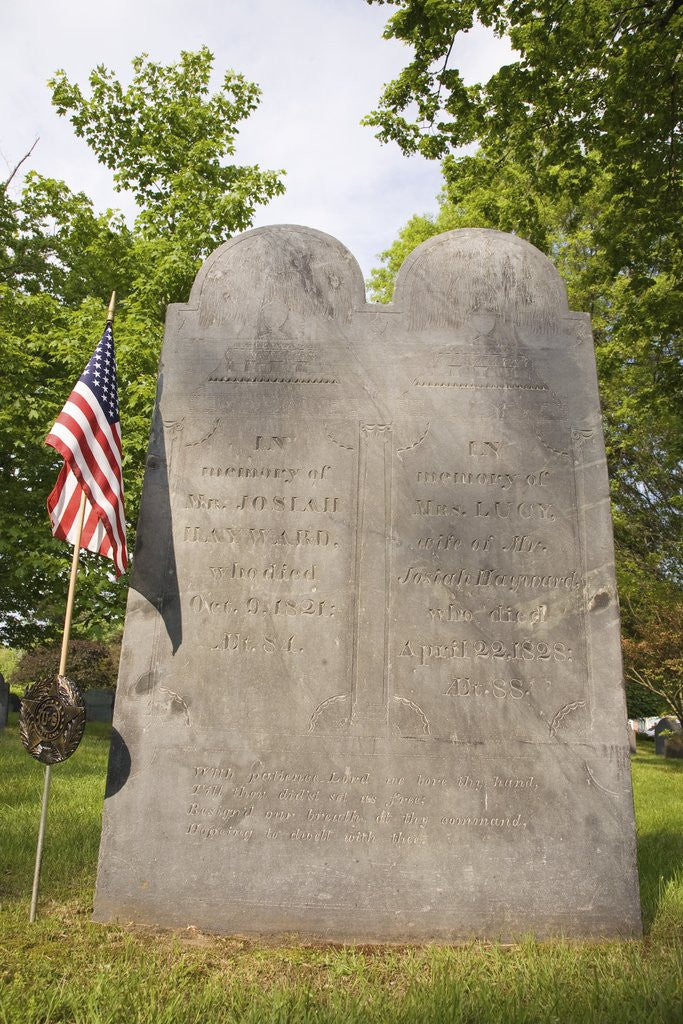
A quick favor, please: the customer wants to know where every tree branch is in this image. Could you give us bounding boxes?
[627,667,683,721]
[2,137,39,189]
[428,34,457,129]
[660,0,683,29]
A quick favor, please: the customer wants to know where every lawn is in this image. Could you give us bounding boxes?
[1,718,681,1024]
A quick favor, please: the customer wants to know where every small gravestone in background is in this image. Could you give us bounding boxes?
[0,674,8,729]
[94,226,641,941]
[655,717,681,735]
[84,689,115,724]
[665,736,683,759]
[627,722,636,754]
[655,716,682,755]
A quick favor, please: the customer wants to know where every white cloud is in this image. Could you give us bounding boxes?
[0,0,512,280]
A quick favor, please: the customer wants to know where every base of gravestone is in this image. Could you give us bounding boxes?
[91,907,641,946]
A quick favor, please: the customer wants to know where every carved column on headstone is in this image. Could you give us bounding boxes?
[350,423,392,735]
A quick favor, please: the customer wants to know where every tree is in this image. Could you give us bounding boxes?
[0,48,285,648]
[363,0,680,276]
[621,589,683,726]
[365,0,682,587]
[364,3,682,695]
[50,47,284,317]
[5,173,135,305]
[13,637,122,693]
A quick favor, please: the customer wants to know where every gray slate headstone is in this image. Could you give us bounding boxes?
[655,716,681,755]
[654,716,681,736]
[84,688,115,723]
[94,226,641,941]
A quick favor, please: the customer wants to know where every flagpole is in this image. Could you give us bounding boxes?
[29,292,116,923]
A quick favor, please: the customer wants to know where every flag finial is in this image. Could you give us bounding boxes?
[107,291,116,323]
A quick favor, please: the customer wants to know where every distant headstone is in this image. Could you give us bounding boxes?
[94,226,641,941]
[655,716,681,755]
[654,716,681,736]
[665,735,683,759]
[0,674,8,729]
[8,692,20,714]
[627,722,636,754]
[84,688,115,724]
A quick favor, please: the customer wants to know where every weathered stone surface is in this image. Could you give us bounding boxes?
[94,226,641,941]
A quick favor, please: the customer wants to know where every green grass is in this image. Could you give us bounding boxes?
[1,720,682,1024]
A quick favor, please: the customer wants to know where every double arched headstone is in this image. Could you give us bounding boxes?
[94,226,640,941]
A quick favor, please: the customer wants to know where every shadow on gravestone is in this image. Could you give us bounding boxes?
[128,374,182,655]
[99,375,180,808]
[103,728,131,798]
[93,225,641,943]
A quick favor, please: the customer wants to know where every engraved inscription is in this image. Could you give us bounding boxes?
[177,757,537,849]
[172,416,587,742]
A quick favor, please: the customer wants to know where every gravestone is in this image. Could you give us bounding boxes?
[84,688,115,724]
[627,721,637,754]
[654,716,681,755]
[654,716,681,736]
[94,226,641,941]
[665,735,683,759]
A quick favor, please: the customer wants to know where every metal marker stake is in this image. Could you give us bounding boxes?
[29,488,86,923]
[29,760,52,922]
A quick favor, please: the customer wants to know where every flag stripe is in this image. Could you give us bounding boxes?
[49,463,78,526]
[46,424,126,563]
[45,321,128,576]
[49,406,126,547]
[74,380,123,456]
[81,505,104,550]
[49,413,121,521]
[69,385,124,482]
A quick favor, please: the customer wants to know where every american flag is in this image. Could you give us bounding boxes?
[45,321,128,576]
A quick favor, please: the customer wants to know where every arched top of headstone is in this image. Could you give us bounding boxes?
[393,228,569,332]
[189,225,366,336]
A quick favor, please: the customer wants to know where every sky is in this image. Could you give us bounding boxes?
[1,0,513,281]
